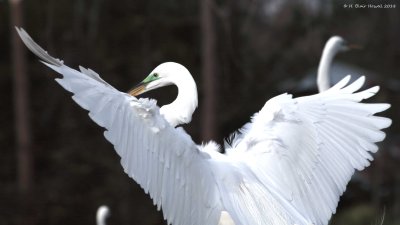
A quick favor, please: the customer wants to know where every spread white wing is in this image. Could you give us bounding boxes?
[225,75,391,225]
[16,28,224,225]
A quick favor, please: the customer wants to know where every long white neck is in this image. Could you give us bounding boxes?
[160,73,198,127]
[317,38,342,92]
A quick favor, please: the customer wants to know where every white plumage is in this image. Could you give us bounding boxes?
[317,36,349,92]
[16,28,391,225]
[96,205,110,225]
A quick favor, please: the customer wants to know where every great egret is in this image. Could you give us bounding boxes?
[16,27,391,225]
[317,36,349,92]
[96,205,110,225]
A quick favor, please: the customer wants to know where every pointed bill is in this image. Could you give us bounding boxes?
[128,82,146,96]
[348,43,363,50]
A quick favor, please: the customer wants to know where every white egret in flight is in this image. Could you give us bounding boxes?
[317,36,351,92]
[16,28,391,225]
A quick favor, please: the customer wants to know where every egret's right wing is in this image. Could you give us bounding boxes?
[16,28,223,225]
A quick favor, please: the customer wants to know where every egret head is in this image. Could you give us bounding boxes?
[128,62,198,127]
[129,62,191,96]
[327,36,361,53]
[327,36,349,52]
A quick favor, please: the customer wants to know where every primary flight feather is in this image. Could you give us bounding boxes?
[16,27,391,225]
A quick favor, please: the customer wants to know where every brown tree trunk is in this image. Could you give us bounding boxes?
[200,0,217,141]
[9,0,34,224]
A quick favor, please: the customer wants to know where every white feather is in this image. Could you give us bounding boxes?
[227,75,391,225]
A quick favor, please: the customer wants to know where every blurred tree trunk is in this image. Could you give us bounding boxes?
[200,0,217,141]
[9,0,34,224]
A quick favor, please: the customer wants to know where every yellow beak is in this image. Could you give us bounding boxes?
[128,82,147,96]
[348,44,363,50]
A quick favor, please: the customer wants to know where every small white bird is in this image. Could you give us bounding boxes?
[16,28,391,225]
[96,205,110,225]
[317,36,354,92]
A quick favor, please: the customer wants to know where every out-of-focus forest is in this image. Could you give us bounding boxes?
[1,0,400,225]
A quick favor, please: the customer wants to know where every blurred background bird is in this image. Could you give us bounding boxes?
[96,205,110,225]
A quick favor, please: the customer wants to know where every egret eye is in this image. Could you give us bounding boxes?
[153,73,159,78]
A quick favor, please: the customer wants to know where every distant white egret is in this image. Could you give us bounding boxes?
[317,36,349,92]
[16,28,391,225]
[96,205,110,225]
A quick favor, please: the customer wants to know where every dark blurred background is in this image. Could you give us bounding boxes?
[1,0,400,225]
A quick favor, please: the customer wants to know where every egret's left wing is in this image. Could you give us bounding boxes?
[225,76,391,225]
